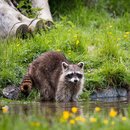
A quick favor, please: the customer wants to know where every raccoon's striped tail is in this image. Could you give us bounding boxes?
[19,74,32,94]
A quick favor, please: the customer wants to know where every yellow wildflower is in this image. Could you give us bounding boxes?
[126,32,130,35]
[2,106,9,113]
[71,107,78,113]
[63,111,70,120]
[95,107,101,112]
[76,40,79,46]
[103,119,108,125]
[108,32,112,35]
[90,117,97,123]
[109,108,117,118]
[30,122,41,127]
[121,116,127,121]
[124,35,127,38]
[69,119,75,124]
[17,44,20,47]
[111,121,115,125]
[74,35,78,39]
[56,49,61,52]
[75,116,86,123]
[117,38,121,41]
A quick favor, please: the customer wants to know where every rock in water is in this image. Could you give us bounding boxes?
[90,87,128,100]
[2,85,20,99]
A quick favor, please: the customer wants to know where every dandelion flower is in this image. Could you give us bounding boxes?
[117,38,121,41]
[71,107,78,113]
[2,105,9,113]
[124,35,127,38]
[17,44,20,47]
[95,107,101,112]
[75,116,86,123]
[30,122,40,127]
[111,121,115,125]
[103,119,108,125]
[56,49,61,52]
[126,32,129,35]
[63,111,70,120]
[69,119,75,124]
[121,116,127,121]
[90,117,97,123]
[74,35,78,39]
[108,32,112,35]
[109,108,117,118]
[76,40,79,46]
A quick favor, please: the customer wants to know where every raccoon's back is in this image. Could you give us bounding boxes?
[28,51,69,89]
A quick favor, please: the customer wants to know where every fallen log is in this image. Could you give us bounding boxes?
[0,2,28,38]
[0,0,44,38]
[31,0,53,22]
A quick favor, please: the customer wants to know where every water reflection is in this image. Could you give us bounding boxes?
[1,97,130,117]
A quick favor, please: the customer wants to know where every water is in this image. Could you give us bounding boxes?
[1,97,130,116]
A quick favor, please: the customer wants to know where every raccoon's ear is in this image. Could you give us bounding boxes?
[62,62,69,70]
[78,62,84,69]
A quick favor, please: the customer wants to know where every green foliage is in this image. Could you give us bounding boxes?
[16,0,40,18]
[97,0,130,17]
[0,0,130,99]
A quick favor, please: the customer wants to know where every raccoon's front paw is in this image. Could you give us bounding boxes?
[55,95,70,102]
[55,95,62,102]
[71,97,78,102]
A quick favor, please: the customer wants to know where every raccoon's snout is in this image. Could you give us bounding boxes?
[74,79,78,83]
[69,77,79,84]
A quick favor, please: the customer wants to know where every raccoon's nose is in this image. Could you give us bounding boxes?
[74,79,78,83]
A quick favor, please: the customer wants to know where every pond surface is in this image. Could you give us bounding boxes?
[1,97,130,116]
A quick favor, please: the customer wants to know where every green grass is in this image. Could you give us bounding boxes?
[0,0,130,99]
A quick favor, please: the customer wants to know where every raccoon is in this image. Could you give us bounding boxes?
[20,51,84,102]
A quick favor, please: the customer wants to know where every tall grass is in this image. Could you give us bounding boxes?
[0,0,130,98]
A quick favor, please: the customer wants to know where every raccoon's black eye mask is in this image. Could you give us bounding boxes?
[66,73,83,79]
[66,73,73,79]
[76,73,83,79]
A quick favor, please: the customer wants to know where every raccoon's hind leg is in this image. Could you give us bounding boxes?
[39,80,55,101]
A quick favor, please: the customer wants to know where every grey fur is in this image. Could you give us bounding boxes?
[56,62,84,102]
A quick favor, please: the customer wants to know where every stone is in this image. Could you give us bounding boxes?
[90,87,128,100]
[2,85,20,99]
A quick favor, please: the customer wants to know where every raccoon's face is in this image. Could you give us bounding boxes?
[62,62,84,84]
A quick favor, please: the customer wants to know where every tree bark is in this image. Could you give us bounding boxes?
[0,2,27,38]
[31,0,53,22]
[0,0,45,38]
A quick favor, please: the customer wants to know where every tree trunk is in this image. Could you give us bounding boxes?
[0,0,44,38]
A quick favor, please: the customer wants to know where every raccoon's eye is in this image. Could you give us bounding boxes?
[66,74,73,78]
[76,73,82,78]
